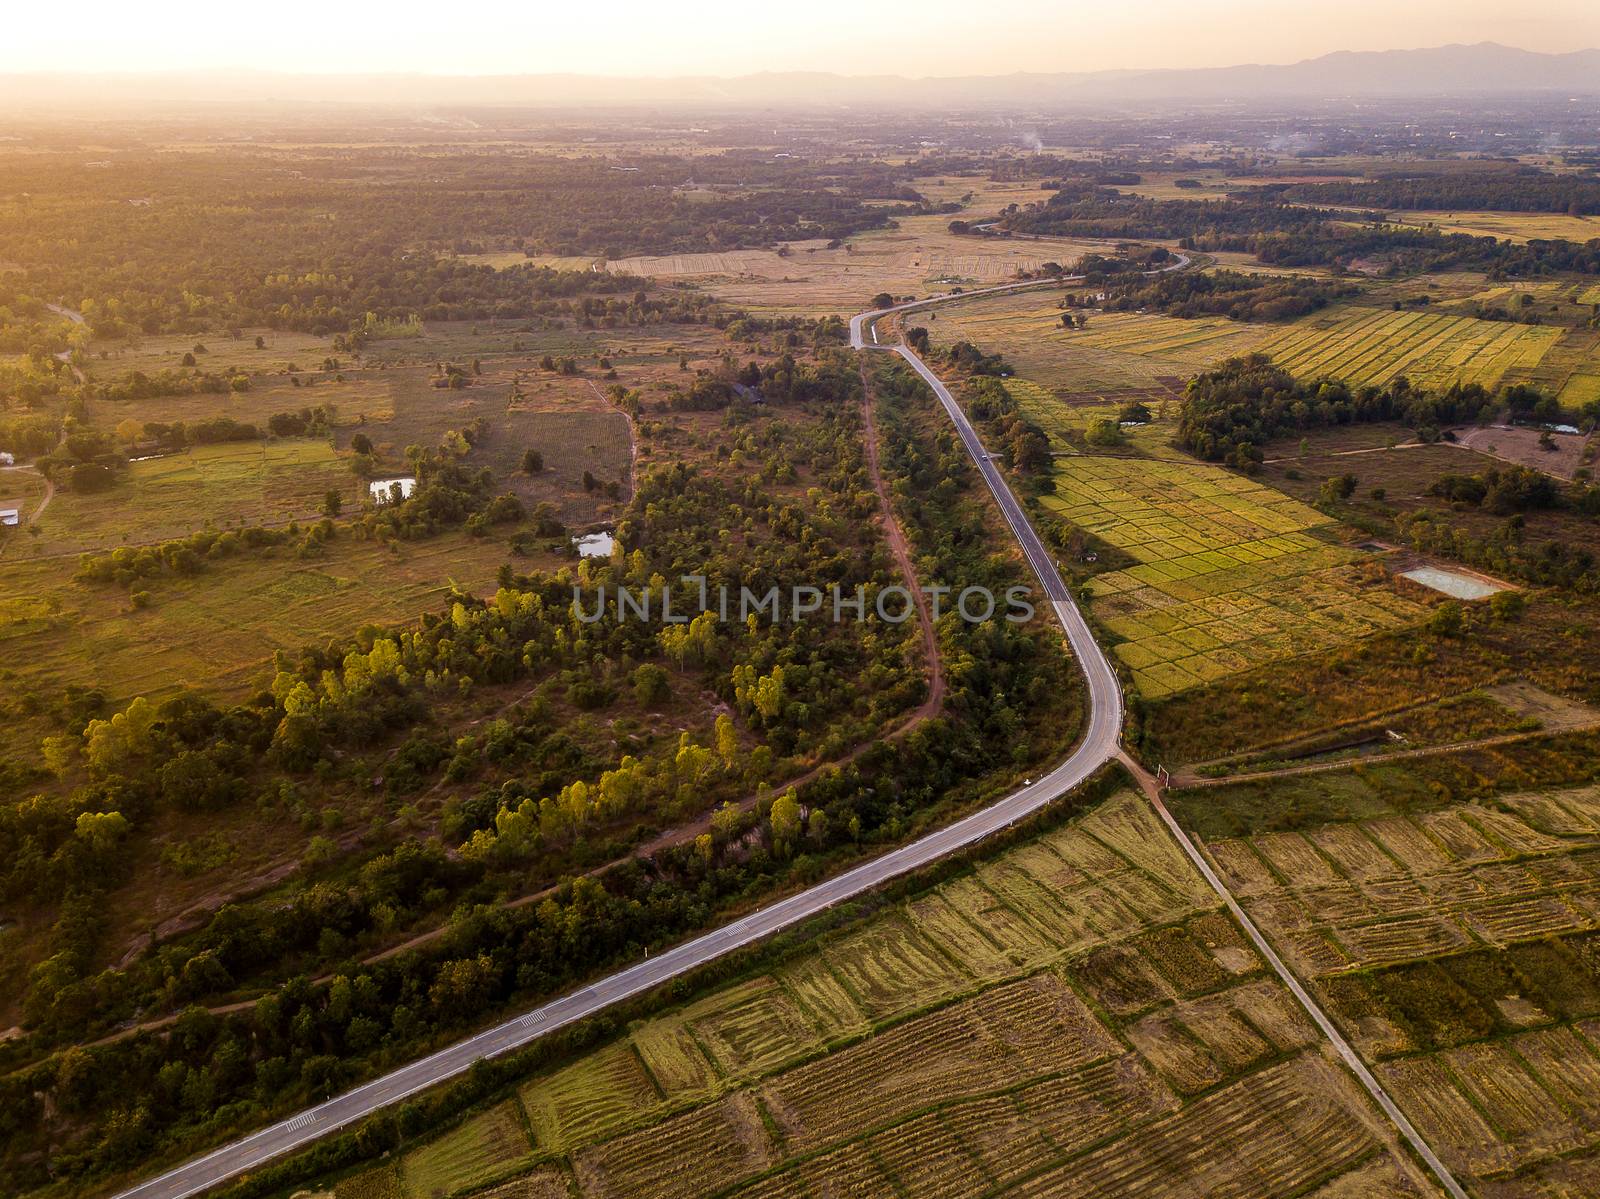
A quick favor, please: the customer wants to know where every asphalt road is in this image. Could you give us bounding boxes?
[113,295,1127,1199]
[116,249,1466,1199]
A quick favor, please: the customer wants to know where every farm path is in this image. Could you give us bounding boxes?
[1169,717,1600,789]
[859,366,946,723]
[111,273,1130,1199]
[1119,753,1469,1199]
[1261,440,1427,463]
[81,361,952,1049]
[115,248,1466,1199]
[46,303,88,384]
[586,378,639,498]
[0,465,53,559]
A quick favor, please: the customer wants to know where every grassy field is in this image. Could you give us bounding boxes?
[1392,209,1600,244]
[1044,456,1426,698]
[88,327,348,377]
[0,468,45,520]
[931,291,1270,391]
[1192,780,1600,1194]
[321,791,1435,1199]
[513,214,1105,317]
[0,527,522,713]
[1255,305,1563,390]
[21,439,353,556]
[1260,432,1600,577]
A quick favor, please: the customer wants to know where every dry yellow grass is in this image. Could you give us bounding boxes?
[1393,210,1600,244]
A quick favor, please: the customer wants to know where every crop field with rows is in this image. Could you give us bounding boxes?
[1001,378,1186,456]
[325,793,1431,1199]
[1201,781,1600,1194]
[1254,305,1562,390]
[1043,456,1426,698]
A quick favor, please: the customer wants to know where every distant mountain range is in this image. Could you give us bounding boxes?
[5,43,1600,113]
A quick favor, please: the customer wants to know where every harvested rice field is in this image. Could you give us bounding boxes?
[319,792,1435,1199]
[1200,781,1600,1193]
[1043,456,1426,697]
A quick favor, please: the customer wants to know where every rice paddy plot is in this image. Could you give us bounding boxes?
[519,1041,663,1154]
[309,789,1437,1199]
[1044,455,1425,697]
[1256,304,1562,391]
[816,912,974,1021]
[570,1094,774,1199]
[1002,377,1184,456]
[400,1102,534,1199]
[1212,786,1600,988]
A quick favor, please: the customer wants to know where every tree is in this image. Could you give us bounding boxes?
[75,810,130,853]
[521,448,544,475]
[1085,418,1123,447]
[715,713,738,768]
[1489,590,1525,622]
[322,489,343,518]
[1428,600,1464,638]
[350,432,373,455]
[632,663,669,705]
[769,789,802,852]
[1319,473,1357,504]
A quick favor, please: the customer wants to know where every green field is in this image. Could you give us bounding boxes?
[1255,305,1562,390]
[24,438,352,556]
[932,292,1269,392]
[1001,378,1186,458]
[318,792,1429,1199]
[1044,457,1425,698]
[1393,209,1600,244]
[0,527,521,717]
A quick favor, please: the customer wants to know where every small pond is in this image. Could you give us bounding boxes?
[573,530,616,558]
[369,477,416,504]
[1400,567,1505,601]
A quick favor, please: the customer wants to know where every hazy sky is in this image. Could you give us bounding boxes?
[7,0,1599,76]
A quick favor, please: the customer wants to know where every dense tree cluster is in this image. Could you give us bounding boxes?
[0,151,917,337]
[996,185,1600,278]
[1178,354,1511,466]
[1274,170,1600,217]
[0,338,1085,1195]
[1429,466,1560,514]
[1100,268,1355,323]
[964,378,1053,476]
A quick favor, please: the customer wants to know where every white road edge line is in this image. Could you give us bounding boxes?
[1139,775,1470,1199]
[113,250,1464,1199]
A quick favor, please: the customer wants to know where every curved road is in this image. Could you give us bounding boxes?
[112,290,1127,1199]
[113,255,1465,1199]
